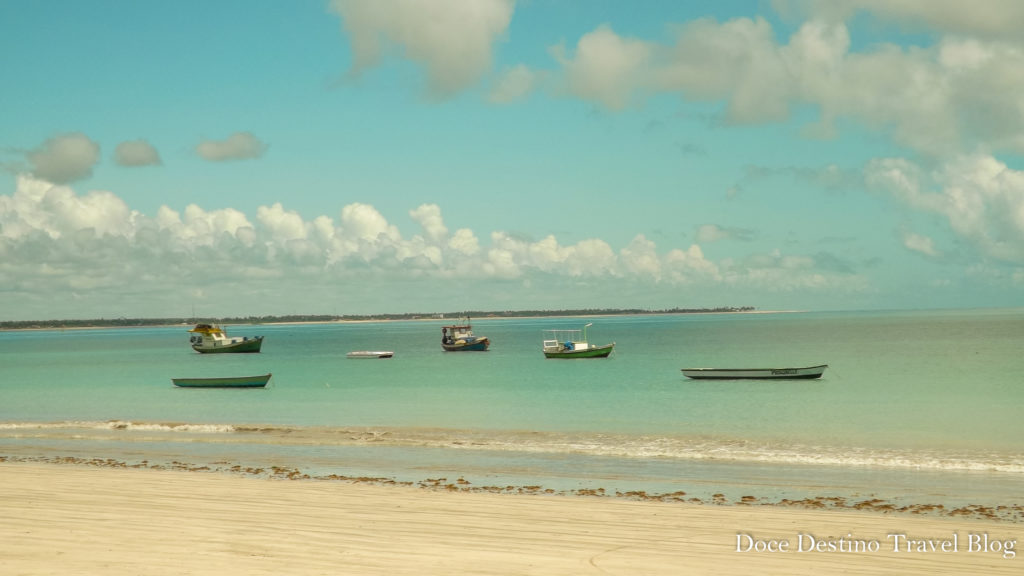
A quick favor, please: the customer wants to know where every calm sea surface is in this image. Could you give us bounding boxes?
[2,310,1022,514]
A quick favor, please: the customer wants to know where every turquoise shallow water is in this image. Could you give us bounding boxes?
[2,309,1022,513]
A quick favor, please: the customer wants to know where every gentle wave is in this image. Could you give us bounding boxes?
[2,420,1022,474]
[0,420,237,434]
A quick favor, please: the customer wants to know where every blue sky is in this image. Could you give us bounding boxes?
[2,0,1024,320]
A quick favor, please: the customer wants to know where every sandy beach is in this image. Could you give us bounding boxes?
[1,462,1018,575]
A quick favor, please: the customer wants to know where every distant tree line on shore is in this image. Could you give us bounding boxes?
[0,307,755,330]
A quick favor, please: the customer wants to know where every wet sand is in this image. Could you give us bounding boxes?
[1,462,1019,575]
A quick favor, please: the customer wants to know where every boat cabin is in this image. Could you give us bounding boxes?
[542,329,592,352]
[442,324,475,345]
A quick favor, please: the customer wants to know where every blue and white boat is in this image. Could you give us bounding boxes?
[441,318,490,351]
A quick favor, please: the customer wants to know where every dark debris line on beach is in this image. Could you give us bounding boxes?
[3,455,1021,524]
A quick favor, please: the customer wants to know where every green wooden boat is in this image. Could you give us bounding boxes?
[542,324,615,358]
[171,373,272,388]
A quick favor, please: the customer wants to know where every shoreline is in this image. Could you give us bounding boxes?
[0,308,785,332]
[2,460,1020,575]
[3,454,1021,524]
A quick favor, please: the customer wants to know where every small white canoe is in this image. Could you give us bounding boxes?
[347,351,394,359]
[681,364,827,380]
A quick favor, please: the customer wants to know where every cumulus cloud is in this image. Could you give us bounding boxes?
[544,15,1024,156]
[551,25,652,110]
[340,202,399,242]
[196,132,267,162]
[659,17,791,123]
[448,228,480,256]
[258,202,308,242]
[329,0,514,99]
[321,2,1024,157]
[866,154,1024,263]
[0,176,862,319]
[114,140,161,167]
[26,133,101,184]
[0,176,134,239]
[778,0,1024,38]
[410,203,448,243]
[620,235,662,279]
[664,244,720,283]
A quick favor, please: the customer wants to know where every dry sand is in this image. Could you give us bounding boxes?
[2,462,1019,575]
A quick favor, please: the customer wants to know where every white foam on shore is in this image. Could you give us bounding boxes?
[3,421,1021,474]
[0,420,236,434]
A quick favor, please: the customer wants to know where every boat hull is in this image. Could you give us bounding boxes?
[171,373,272,388]
[442,337,490,351]
[681,365,828,380]
[544,343,615,358]
[192,336,264,354]
[347,351,394,359]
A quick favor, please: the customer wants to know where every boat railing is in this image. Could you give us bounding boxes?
[542,339,563,352]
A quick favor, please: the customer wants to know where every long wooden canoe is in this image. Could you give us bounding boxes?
[681,365,827,380]
[171,373,272,388]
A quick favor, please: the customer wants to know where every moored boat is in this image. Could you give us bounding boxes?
[347,350,394,359]
[680,364,828,380]
[171,373,272,388]
[188,323,263,354]
[542,323,614,358]
[441,318,490,351]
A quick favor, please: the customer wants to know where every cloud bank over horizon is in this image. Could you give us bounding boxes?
[1,174,868,320]
[2,1,1023,319]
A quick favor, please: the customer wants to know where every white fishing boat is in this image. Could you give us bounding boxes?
[542,323,614,358]
[346,351,394,359]
[681,364,828,380]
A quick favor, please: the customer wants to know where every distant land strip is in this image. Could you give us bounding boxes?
[0,307,755,330]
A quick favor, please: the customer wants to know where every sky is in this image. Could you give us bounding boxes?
[2,0,1024,320]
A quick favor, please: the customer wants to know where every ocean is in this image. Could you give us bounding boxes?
[2,309,1022,520]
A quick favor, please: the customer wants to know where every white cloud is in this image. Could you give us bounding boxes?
[0,176,863,319]
[329,0,514,99]
[567,238,618,277]
[866,154,1024,263]
[409,203,448,243]
[659,17,791,123]
[196,132,267,162]
[258,203,308,242]
[551,25,652,110]
[321,3,1024,157]
[448,228,480,256]
[620,235,662,280]
[0,176,134,240]
[340,202,399,242]
[114,140,161,167]
[26,133,101,184]
[779,0,1024,38]
[664,244,720,283]
[544,15,1024,156]
[180,204,255,245]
